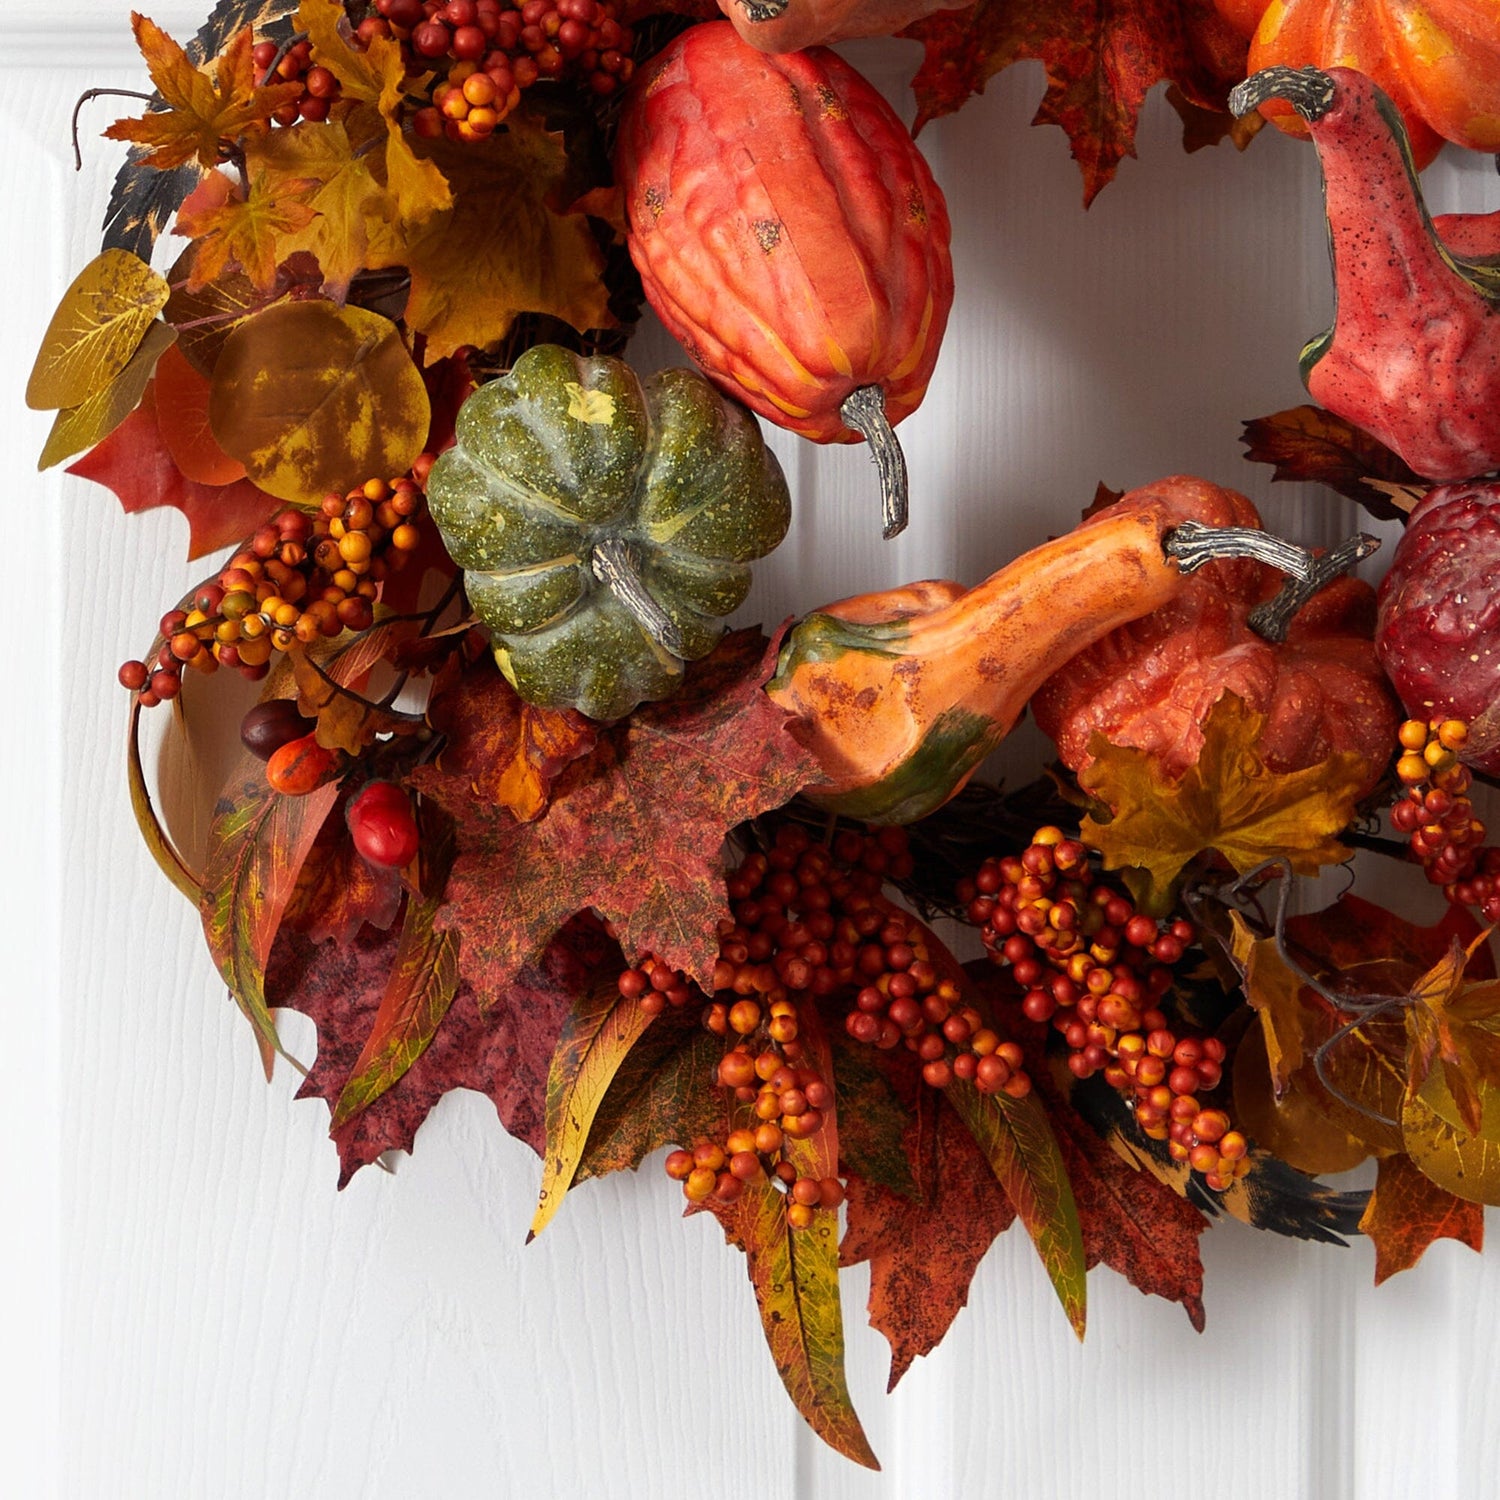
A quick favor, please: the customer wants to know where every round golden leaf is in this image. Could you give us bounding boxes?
[209,301,430,503]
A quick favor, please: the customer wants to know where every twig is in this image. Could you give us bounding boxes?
[71,88,154,171]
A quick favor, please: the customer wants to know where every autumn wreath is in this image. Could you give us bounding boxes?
[29,0,1500,1468]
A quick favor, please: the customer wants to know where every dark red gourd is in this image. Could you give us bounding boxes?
[615,22,953,538]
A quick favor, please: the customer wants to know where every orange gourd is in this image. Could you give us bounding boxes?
[1214,0,1500,163]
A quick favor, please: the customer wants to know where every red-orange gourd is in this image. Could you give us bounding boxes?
[1214,0,1500,163]
[615,22,953,539]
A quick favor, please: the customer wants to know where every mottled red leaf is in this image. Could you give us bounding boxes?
[1360,1152,1484,1285]
[66,382,280,559]
[426,663,598,822]
[272,911,616,1185]
[281,808,404,947]
[902,0,1248,204]
[410,630,820,1000]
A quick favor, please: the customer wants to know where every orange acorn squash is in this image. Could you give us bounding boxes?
[615,22,953,539]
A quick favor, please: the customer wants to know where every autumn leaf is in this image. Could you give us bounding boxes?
[410,631,820,999]
[424,662,598,823]
[901,0,1248,204]
[174,167,319,293]
[104,18,302,170]
[1359,1152,1484,1285]
[200,763,342,1074]
[571,1007,725,1183]
[39,320,178,471]
[208,301,431,503]
[281,801,404,946]
[296,0,452,227]
[373,120,613,363]
[27,248,170,410]
[528,974,657,1237]
[273,911,618,1184]
[1080,693,1366,911]
[840,1064,1019,1389]
[66,381,280,559]
[828,1034,920,1201]
[708,1001,878,1469]
[290,637,422,756]
[1241,404,1425,523]
[1229,908,1317,1093]
[329,895,460,1129]
[152,342,246,484]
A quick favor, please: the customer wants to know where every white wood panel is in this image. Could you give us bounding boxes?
[7,10,1499,1498]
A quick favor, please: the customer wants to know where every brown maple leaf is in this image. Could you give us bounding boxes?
[1241,405,1426,522]
[174,168,318,293]
[104,19,303,171]
[1359,1152,1484,1285]
[411,630,820,997]
[901,0,1248,204]
[425,663,598,823]
[1080,693,1366,911]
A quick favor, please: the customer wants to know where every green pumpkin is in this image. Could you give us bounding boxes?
[427,345,793,721]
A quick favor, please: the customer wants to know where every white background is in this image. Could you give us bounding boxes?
[6,6,1500,1496]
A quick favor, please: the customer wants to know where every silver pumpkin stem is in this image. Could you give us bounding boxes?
[1246,532,1381,643]
[1229,65,1337,123]
[1163,521,1315,578]
[590,536,685,657]
[735,0,791,16]
[840,384,909,540]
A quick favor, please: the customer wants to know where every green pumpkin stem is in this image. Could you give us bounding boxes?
[590,535,686,657]
[840,384,909,540]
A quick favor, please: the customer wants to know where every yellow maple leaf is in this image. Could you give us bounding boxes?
[104,17,303,170]
[1079,693,1365,910]
[244,117,406,297]
[174,169,318,292]
[296,0,451,228]
[373,120,613,364]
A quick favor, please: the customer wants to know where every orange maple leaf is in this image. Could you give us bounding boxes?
[104,17,303,171]
[174,168,318,292]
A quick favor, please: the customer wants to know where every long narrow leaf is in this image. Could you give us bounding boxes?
[127,698,201,903]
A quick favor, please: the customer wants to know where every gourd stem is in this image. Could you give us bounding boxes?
[1163,521,1314,578]
[1229,65,1336,123]
[840,384,909,540]
[735,0,791,17]
[590,536,686,656]
[1246,532,1381,643]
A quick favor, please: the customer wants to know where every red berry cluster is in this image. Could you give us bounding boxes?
[118,468,429,709]
[252,37,342,123]
[356,0,634,144]
[958,827,1249,1191]
[1391,717,1500,921]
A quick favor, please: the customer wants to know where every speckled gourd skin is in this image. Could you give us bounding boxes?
[427,344,791,722]
[1295,68,1500,482]
[615,21,953,444]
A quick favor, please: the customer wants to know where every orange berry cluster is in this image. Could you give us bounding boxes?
[1390,718,1500,920]
[959,827,1248,1191]
[252,37,342,124]
[118,469,429,709]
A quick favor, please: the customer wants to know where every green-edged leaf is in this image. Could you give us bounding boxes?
[27,249,170,410]
[530,970,656,1237]
[945,1075,1087,1338]
[720,1175,879,1469]
[200,767,341,1073]
[127,698,201,904]
[329,895,459,1129]
[38,321,178,470]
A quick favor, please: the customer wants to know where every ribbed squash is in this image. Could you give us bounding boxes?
[427,345,791,722]
[615,21,953,538]
[1215,0,1500,163]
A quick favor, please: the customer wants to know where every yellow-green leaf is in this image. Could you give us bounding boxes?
[530,970,655,1238]
[208,301,430,503]
[1403,1083,1500,1205]
[945,1073,1087,1338]
[1081,693,1365,911]
[27,249,169,410]
[38,320,177,471]
[127,697,201,905]
[330,896,459,1129]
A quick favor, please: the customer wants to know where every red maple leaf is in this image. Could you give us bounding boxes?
[66,381,280,559]
[410,629,820,997]
[270,911,618,1184]
[902,0,1248,204]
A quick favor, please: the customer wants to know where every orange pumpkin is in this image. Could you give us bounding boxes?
[1215,0,1500,163]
